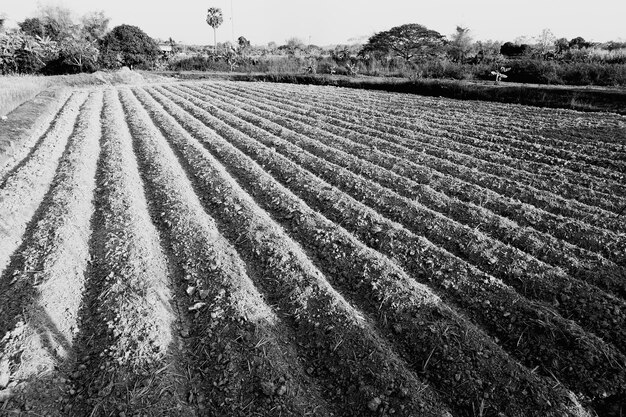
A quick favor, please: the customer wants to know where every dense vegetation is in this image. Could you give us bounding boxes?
[170,22,626,87]
[1,5,625,86]
[0,6,160,75]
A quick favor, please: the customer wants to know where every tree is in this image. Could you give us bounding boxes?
[448,26,473,62]
[167,37,179,53]
[237,36,250,55]
[60,34,98,72]
[569,36,591,49]
[267,41,277,52]
[206,7,223,54]
[474,40,501,63]
[362,24,445,62]
[36,4,75,41]
[500,41,531,57]
[554,38,569,55]
[80,11,110,42]
[99,24,159,69]
[285,37,305,56]
[19,18,46,39]
[534,28,556,55]
[14,35,47,73]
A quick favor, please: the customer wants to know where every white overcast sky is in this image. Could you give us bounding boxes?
[2,0,625,45]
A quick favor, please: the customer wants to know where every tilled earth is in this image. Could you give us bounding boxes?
[0,81,625,417]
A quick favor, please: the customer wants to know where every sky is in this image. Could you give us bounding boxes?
[2,0,625,46]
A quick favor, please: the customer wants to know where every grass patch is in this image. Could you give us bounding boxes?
[0,76,51,117]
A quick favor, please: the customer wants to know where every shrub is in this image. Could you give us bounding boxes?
[506,59,560,84]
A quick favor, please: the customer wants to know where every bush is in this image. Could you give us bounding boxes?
[505,59,560,84]
[164,50,626,87]
[559,62,626,86]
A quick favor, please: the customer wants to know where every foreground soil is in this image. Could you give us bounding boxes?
[0,79,625,416]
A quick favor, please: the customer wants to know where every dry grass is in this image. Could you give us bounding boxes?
[0,69,169,118]
[0,75,52,117]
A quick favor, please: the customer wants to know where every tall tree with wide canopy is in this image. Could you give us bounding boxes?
[206,7,223,54]
[99,24,159,69]
[362,23,445,62]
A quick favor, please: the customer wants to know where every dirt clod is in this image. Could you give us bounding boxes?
[260,381,275,396]
[368,396,382,412]
[276,384,287,396]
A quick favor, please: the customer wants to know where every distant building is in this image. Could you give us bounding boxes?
[158,43,175,61]
[158,44,173,54]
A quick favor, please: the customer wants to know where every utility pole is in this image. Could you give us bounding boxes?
[230,0,234,43]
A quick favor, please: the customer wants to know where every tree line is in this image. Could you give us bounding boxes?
[0,5,162,74]
[2,5,624,86]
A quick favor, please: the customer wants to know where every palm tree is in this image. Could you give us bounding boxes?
[206,7,223,55]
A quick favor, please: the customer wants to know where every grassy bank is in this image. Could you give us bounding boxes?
[157,71,626,115]
[0,76,52,117]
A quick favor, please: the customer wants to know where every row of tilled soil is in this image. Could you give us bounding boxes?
[197,84,625,270]
[0,91,101,415]
[125,87,459,417]
[189,83,626,262]
[207,82,626,232]
[286,81,626,150]
[276,82,626,176]
[66,89,192,415]
[224,82,626,214]
[119,88,335,416]
[164,83,626,353]
[243,82,626,198]
[145,84,625,406]
[188,82,626,300]
[136,85,596,416]
[0,91,86,279]
[0,89,72,181]
[1,82,623,417]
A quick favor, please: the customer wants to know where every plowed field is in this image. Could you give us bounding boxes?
[1,81,625,417]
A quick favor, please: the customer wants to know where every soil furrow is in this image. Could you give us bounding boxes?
[215,82,626,215]
[164,84,626,353]
[68,88,192,416]
[251,82,626,178]
[0,90,73,183]
[195,82,626,300]
[147,84,626,410]
[0,90,101,415]
[120,87,335,416]
[219,84,625,267]
[263,82,626,153]
[135,87,595,416]
[125,87,457,417]
[3,80,624,416]
[194,83,626,243]
[0,92,87,279]
[237,82,626,192]
[192,84,626,261]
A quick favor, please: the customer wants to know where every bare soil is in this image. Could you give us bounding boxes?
[1,76,624,417]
